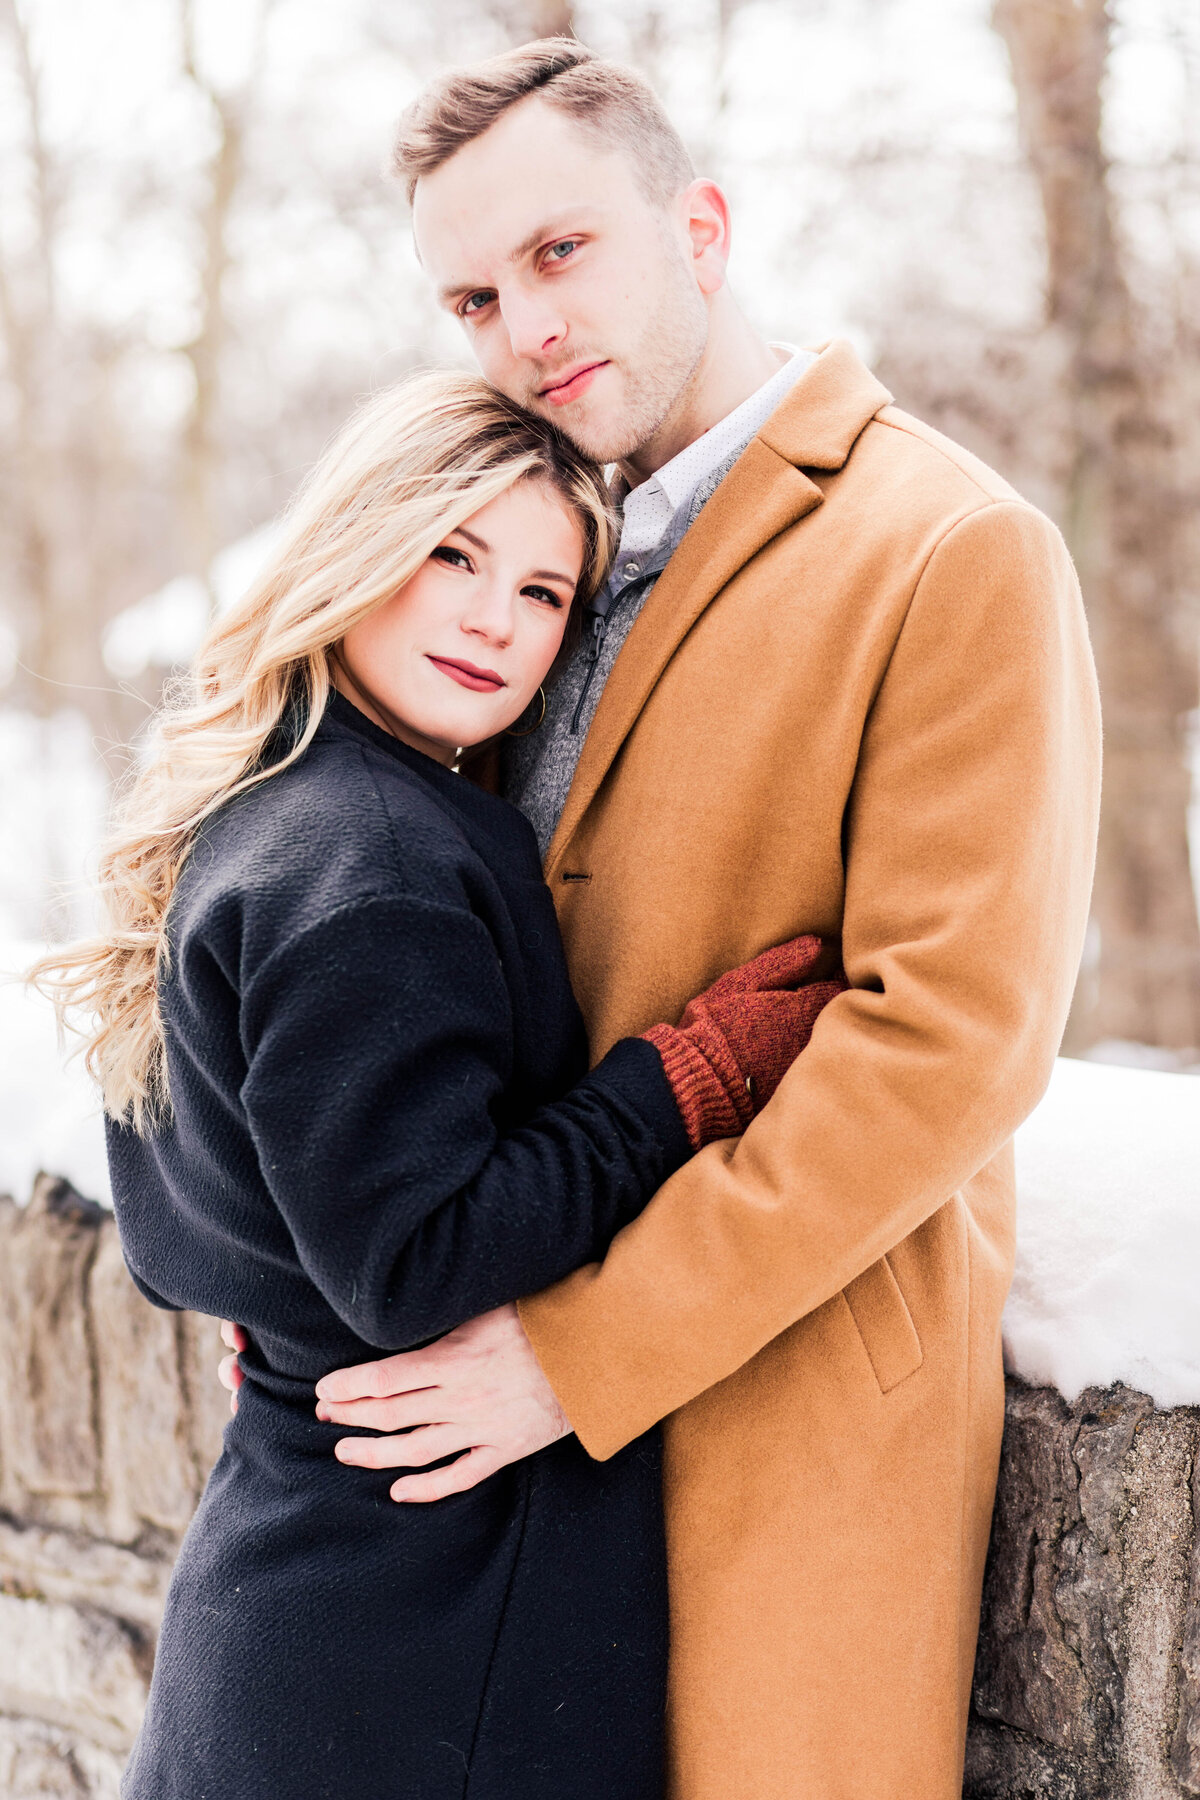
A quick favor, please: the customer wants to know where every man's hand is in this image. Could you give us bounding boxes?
[313,1303,571,1503]
[217,1320,247,1414]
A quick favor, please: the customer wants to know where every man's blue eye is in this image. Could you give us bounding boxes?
[547,241,576,261]
[463,292,492,316]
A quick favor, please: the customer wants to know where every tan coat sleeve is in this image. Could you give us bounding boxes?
[517,501,1102,1460]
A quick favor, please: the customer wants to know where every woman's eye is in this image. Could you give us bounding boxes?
[433,546,471,569]
[523,585,565,609]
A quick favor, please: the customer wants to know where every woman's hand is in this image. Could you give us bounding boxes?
[643,934,847,1148]
[314,1303,571,1502]
[217,1320,247,1414]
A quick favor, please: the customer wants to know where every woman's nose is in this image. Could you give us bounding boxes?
[461,580,515,647]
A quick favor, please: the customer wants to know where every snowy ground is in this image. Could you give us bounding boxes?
[2,937,1197,1407]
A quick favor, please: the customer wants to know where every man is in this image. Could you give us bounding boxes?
[223,38,1101,1799]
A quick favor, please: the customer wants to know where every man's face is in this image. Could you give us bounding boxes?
[412,98,710,464]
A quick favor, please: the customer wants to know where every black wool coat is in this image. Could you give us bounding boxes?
[109,691,690,1800]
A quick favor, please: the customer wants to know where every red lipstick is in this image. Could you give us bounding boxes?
[427,655,505,693]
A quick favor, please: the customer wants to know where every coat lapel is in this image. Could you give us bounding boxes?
[544,340,893,878]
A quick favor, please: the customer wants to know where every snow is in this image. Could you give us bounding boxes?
[0,941,111,1206]
[0,525,278,1203]
[102,525,284,680]
[1008,1056,1200,1408]
[0,710,108,942]
[1,955,1198,1409]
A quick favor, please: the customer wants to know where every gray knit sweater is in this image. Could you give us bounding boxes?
[502,449,742,854]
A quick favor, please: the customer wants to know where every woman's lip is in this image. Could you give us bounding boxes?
[541,361,607,406]
[427,655,505,693]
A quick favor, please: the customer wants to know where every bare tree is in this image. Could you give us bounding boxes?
[477,0,576,47]
[525,0,575,37]
[994,0,1200,1052]
[0,0,108,728]
[177,0,274,599]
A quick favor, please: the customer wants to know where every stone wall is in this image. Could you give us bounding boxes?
[0,1177,225,1798]
[0,1173,1197,1798]
[968,1383,1200,1799]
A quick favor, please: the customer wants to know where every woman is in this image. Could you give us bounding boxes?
[36,373,842,1800]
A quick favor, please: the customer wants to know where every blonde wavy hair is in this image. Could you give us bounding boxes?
[32,370,615,1134]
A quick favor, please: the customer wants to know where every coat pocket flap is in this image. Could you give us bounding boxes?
[841,1256,923,1394]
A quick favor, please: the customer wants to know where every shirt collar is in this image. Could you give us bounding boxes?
[658,344,810,509]
[617,342,813,558]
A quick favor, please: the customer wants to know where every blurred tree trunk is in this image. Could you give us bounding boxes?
[523,0,575,40]
[994,0,1200,1052]
[178,0,271,600]
[180,18,239,601]
[0,0,115,736]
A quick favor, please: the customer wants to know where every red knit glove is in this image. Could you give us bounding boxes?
[643,936,847,1150]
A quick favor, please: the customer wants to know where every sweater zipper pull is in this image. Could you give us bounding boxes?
[570,611,609,736]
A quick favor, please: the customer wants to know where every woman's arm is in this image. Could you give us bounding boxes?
[238,890,690,1350]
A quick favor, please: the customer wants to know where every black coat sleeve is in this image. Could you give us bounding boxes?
[238,891,689,1349]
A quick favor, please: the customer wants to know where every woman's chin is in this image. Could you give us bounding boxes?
[448,700,535,752]
[413,703,511,758]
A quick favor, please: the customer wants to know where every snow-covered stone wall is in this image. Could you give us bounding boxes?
[2,942,1198,1794]
[1,1169,1199,1797]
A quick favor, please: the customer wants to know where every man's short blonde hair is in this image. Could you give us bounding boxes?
[391,38,695,207]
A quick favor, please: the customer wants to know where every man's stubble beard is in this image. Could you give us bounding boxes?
[523,239,710,467]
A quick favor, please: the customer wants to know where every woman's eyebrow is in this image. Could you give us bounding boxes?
[448,531,572,583]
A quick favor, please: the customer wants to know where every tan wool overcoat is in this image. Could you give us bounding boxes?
[516,341,1102,1800]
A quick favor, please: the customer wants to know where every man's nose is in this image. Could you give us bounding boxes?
[499,287,567,364]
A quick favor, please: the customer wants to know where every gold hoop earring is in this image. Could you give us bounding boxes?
[505,686,547,738]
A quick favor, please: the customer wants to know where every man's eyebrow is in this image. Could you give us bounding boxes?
[507,212,594,266]
[438,277,486,307]
[437,211,604,306]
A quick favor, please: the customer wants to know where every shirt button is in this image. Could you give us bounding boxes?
[623,559,641,578]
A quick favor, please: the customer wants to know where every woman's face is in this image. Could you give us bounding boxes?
[333,478,585,764]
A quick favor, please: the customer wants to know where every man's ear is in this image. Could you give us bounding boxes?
[680,178,732,296]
